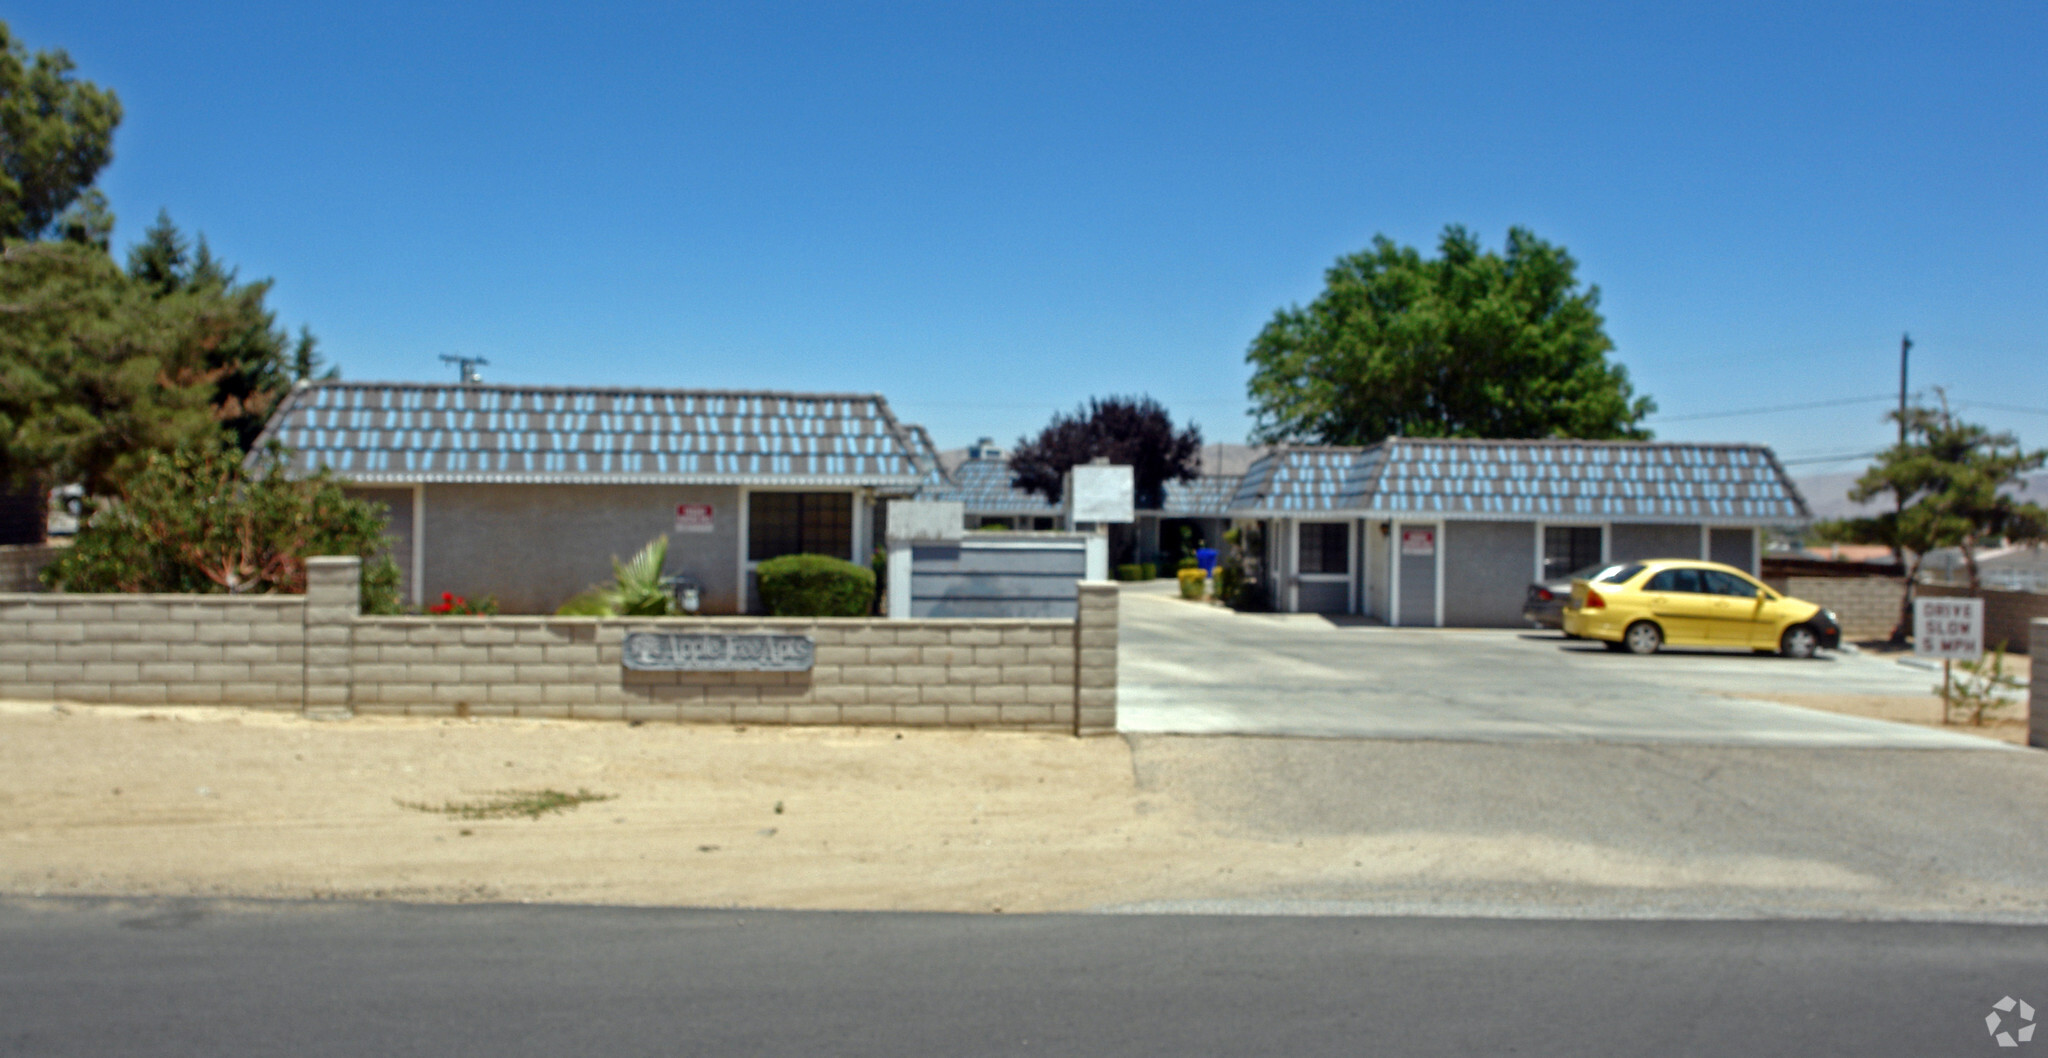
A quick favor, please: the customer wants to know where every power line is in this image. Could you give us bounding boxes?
[1778,450,1881,466]
[1647,394,1895,423]
[1953,400,2048,418]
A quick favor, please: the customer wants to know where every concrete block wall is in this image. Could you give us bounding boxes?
[0,594,308,707]
[1769,576,1903,641]
[2031,619,2045,749]
[1075,582,1117,735]
[347,617,1082,732]
[0,560,1120,735]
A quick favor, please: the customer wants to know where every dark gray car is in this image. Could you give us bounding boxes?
[1523,563,1614,631]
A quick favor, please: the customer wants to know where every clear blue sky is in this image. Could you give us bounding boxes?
[15,1,2047,475]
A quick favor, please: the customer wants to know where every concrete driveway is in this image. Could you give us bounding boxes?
[1117,582,2010,749]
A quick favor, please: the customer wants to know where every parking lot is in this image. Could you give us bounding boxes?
[1117,582,2011,749]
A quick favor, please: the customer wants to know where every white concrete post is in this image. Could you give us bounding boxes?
[1084,528,1108,582]
[884,501,963,621]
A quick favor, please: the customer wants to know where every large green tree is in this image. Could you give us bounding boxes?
[1817,394,2048,639]
[0,21,331,498]
[1246,225,1654,444]
[0,20,121,245]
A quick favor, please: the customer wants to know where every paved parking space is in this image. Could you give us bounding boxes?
[1117,583,2011,749]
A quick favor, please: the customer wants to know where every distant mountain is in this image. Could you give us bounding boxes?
[1795,471,2048,521]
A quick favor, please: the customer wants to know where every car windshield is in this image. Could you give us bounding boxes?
[1588,563,1644,585]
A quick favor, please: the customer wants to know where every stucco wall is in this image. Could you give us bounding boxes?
[1708,528,1756,572]
[344,487,416,604]
[1443,520,1533,627]
[420,483,745,614]
[0,544,63,593]
[1610,524,1702,564]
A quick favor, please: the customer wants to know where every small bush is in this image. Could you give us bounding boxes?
[1140,562,1158,580]
[757,553,875,616]
[1177,556,1199,570]
[1177,567,1207,600]
[1114,563,1145,582]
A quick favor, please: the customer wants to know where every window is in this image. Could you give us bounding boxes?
[748,492,851,562]
[1646,567,1705,593]
[1543,526,1603,581]
[1298,522,1349,574]
[1594,563,1645,585]
[1700,569,1759,598]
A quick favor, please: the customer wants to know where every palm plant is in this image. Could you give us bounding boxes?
[555,535,677,617]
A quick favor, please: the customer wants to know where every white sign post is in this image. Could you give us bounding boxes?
[1914,596,1985,714]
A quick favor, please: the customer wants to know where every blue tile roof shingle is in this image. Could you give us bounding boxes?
[256,381,934,486]
[1229,438,1810,524]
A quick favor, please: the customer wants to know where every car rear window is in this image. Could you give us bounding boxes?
[1590,563,1644,585]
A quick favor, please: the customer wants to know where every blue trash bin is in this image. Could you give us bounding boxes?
[1195,547,1218,574]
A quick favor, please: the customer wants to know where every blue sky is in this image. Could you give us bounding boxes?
[14,2,2047,476]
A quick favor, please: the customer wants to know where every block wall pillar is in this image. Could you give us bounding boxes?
[1075,580,1118,736]
[2031,619,2047,750]
[304,555,360,715]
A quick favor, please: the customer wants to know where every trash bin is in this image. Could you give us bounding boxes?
[1195,547,1219,574]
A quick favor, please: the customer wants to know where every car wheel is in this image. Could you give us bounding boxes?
[1780,624,1820,659]
[1623,621,1662,655]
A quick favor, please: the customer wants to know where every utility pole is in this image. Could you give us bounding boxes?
[1889,331,1913,644]
[1897,333,1911,445]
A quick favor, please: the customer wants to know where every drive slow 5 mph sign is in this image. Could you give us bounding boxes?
[1913,597,1984,661]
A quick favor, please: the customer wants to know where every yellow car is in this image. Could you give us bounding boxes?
[1561,559,1842,658]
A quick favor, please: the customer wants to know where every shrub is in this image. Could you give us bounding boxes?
[1177,556,1199,570]
[1177,567,1207,600]
[757,553,875,617]
[1140,562,1157,580]
[1114,563,1145,582]
[41,438,401,614]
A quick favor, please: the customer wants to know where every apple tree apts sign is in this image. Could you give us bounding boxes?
[1913,597,1983,661]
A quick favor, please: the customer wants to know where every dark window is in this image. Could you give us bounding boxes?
[1543,526,1604,581]
[1701,569,1758,598]
[1298,522,1349,575]
[748,492,851,562]
[1646,567,1706,593]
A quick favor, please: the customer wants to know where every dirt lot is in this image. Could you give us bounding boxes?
[0,701,1342,913]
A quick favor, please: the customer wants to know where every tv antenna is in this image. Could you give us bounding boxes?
[439,354,489,385]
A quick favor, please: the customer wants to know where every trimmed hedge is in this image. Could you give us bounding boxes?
[756,553,876,617]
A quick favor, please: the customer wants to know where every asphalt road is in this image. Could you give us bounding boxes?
[2,899,2043,1057]
[1117,583,2005,747]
